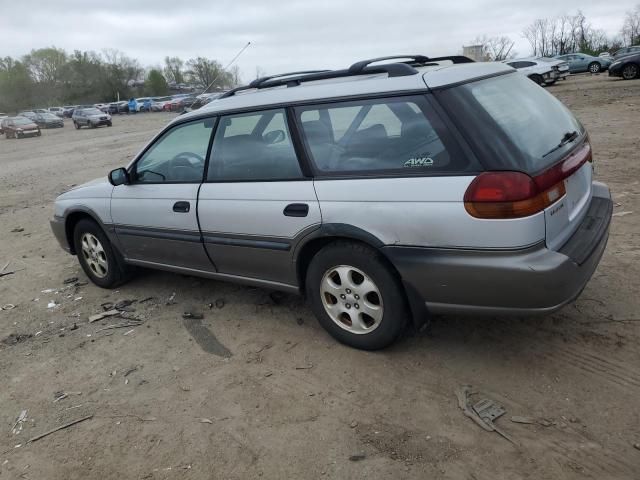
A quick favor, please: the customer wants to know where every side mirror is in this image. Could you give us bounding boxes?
[108,167,129,186]
[263,129,286,144]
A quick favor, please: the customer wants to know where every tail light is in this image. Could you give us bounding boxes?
[464,142,591,219]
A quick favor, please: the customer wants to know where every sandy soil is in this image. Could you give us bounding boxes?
[1,74,639,480]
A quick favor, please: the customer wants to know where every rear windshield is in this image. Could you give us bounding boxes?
[436,72,584,173]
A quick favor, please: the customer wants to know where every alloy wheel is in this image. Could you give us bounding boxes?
[622,64,638,80]
[320,265,383,334]
[81,233,108,278]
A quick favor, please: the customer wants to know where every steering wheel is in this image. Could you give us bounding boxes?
[172,151,204,164]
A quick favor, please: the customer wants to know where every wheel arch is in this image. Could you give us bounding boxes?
[293,224,428,329]
[64,207,113,255]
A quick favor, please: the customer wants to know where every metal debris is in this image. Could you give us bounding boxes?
[182,311,204,320]
[11,410,28,434]
[88,309,121,323]
[510,416,537,424]
[27,415,93,443]
[1,304,16,310]
[63,277,79,284]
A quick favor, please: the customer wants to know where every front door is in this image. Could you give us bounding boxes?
[111,118,215,271]
[198,108,321,286]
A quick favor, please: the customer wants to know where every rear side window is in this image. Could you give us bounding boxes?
[295,96,472,175]
[208,109,303,181]
[437,73,584,173]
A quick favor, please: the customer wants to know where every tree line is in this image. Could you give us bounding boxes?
[470,5,640,61]
[0,48,241,113]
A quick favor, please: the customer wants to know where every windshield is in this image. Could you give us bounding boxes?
[437,73,584,173]
[13,117,33,125]
[41,113,58,119]
[82,108,103,115]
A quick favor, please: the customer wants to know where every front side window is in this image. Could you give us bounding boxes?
[296,96,466,174]
[207,108,302,181]
[134,119,213,183]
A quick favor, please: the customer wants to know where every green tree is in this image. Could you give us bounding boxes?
[164,56,184,84]
[146,69,169,96]
[0,57,34,112]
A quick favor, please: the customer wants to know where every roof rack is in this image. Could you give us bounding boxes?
[219,54,474,99]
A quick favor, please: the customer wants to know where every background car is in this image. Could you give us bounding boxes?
[47,107,65,117]
[34,112,64,128]
[62,106,76,117]
[554,53,611,73]
[1,116,41,138]
[18,111,38,121]
[536,57,570,81]
[94,103,110,113]
[134,97,152,112]
[608,52,640,80]
[72,107,112,128]
[150,96,172,111]
[503,58,558,85]
[613,45,640,59]
[0,112,7,134]
[108,101,129,114]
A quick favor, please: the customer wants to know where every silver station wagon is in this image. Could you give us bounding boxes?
[51,55,612,350]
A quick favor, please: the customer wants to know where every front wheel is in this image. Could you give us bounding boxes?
[622,63,639,80]
[107,122,112,127]
[588,62,601,74]
[306,241,408,350]
[74,121,80,129]
[73,219,129,288]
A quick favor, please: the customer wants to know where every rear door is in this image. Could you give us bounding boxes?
[198,108,321,286]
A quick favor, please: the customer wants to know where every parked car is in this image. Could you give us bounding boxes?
[554,53,611,73]
[134,98,152,112]
[536,57,570,81]
[72,107,112,128]
[164,96,196,112]
[503,58,558,85]
[0,113,7,134]
[62,106,76,118]
[18,111,38,121]
[108,101,129,114]
[32,108,48,114]
[151,97,172,111]
[598,52,612,58]
[47,107,65,117]
[51,55,612,350]
[613,45,640,59]
[608,52,640,80]
[34,112,65,128]
[183,93,223,112]
[94,103,110,113]
[2,116,41,138]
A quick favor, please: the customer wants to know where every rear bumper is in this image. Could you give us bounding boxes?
[50,215,71,253]
[384,183,612,316]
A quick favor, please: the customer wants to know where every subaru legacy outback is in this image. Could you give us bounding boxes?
[51,55,612,350]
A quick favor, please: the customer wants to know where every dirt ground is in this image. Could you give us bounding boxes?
[0,74,639,480]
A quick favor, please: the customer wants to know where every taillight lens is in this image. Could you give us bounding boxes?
[464,142,591,219]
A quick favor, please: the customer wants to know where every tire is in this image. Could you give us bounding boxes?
[73,219,129,288]
[588,62,601,74]
[74,121,80,129]
[529,74,544,85]
[107,122,112,127]
[90,122,96,129]
[622,63,639,80]
[306,241,408,350]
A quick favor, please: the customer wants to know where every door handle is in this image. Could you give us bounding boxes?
[283,203,309,217]
[173,201,190,213]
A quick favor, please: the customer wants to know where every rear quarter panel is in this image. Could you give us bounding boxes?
[313,176,545,249]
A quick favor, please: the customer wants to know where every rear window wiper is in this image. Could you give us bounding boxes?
[542,130,579,158]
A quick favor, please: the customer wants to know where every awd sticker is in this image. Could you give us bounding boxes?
[404,156,434,168]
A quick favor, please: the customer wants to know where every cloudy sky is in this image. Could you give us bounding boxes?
[1,0,637,81]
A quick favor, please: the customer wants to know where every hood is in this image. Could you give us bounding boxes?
[59,177,112,198]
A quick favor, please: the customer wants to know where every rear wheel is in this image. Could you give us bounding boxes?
[74,121,80,129]
[529,74,544,85]
[73,219,129,288]
[622,63,639,80]
[306,241,408,350]
[588,62,601,73]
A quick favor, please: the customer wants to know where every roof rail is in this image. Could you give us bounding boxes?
[421,55,474,65]
[218,54,474,99]
[348,55,431,73]
[248,70,331,88]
